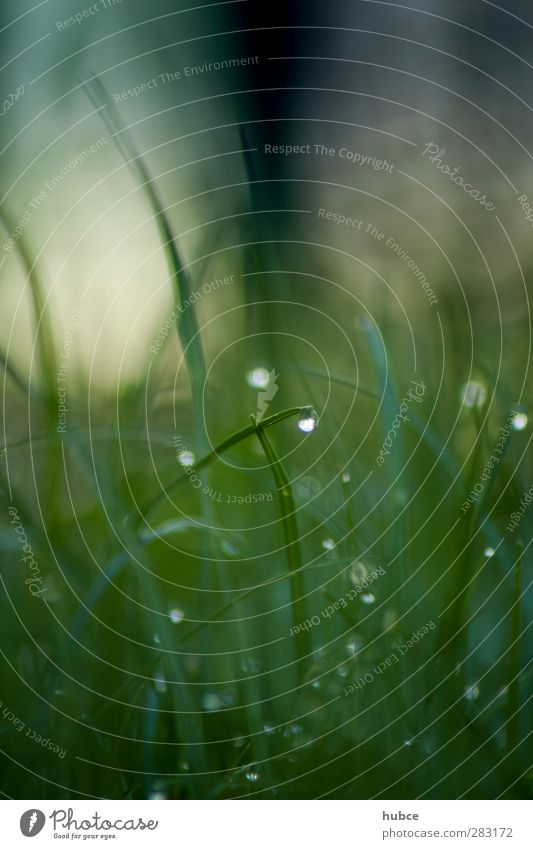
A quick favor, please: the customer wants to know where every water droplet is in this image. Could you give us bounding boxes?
[337,665,348,678]
[395,488,408,506]
[54,689,65,697]
[513,411,528,431]
[169,607,184,623]
[220,690,237,707]
[345,638,361,656]
[179,760,190,771]
[178,449,195,467]
[310,679,321,689]
[245,766,260,783]
[341,471,351,483]
[349,561,368,586]
[241,657,261,674]
[464,683,480,701]
[322,537,335,551]
[263,722,276,735]
[283,723,303,738]
[149,791,166,800]
[460,381,487,409]
[361,592,376,605]
[233,736,246,748]
[403,737,414,748]
[247,367,270,389]
[297,407,318,433]
[154,668,167,693]
[153,633,161,645]
[484,547,495,558]
[202,692,223,711]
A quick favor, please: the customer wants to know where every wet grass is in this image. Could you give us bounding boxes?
[0,120,531,801]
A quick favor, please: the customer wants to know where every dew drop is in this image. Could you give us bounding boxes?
[297,407,318,433]
[202,692,223,711]
[403,737,414,748]
[337,665,348,678]
[349,561,368,586]
[169,607,184,624]
[177,449,195,468]
[464,683,480,701]
[148,791,166,800]
[321,537,335,551]
[245,765,260,783]
[154,668,167,694]
[283,723,303,738]
[310,679,321,689]
[153,633,161,645]
[263,722,276,735]
[247,367,270,389]
[484,547,495,558]
[241,657,261,674]
[460,381,487,409]
[345,638,361,656]
[361,592,376,605]
[513,411,528,431]
[341,471,351,483]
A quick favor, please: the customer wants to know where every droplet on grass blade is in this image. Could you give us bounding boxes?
[484,547,495,558]
[154,668,167,693]
[245,766,261,783]
[349,561,368,585]
[297,407,318,433]
[361,592,376,605]
[177,449,195,467]
[202,692,223,711]
[241,657,261,674]
[247,367,270,389]
[169,607,184,623]
[345,638,362,655]
[460,381,487,409]
[341,471,351,483]
[464,683,480,701]
[512,411,528,431]
[321,537,335,551]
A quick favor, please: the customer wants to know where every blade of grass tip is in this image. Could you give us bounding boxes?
[507,539,522,754]
[83,77,206,439]
[251,413,310,672]
[139,406,306,526]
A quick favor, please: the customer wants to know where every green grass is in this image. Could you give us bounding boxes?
[0,117,531,802]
